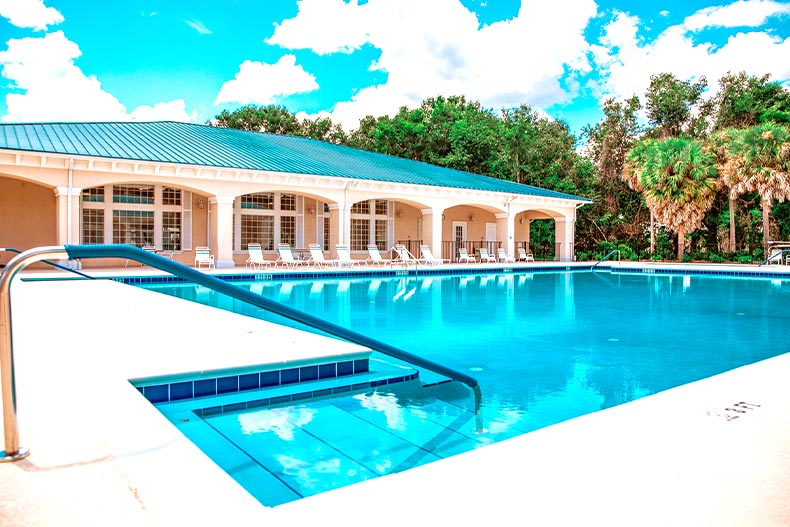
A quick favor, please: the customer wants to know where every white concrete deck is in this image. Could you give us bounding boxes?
[1,274,789,526]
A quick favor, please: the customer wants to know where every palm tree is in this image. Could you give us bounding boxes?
[710,129,740,252]
[622,139,656,254]
[628,137,718,260]
[725,123,790,257]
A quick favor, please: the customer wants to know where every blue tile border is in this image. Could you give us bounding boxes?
[191,371,419,417]
[612,267,790,278]
[111,265,592,285]
[134,358,370,404]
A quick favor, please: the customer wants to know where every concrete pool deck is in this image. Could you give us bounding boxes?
[1,273,790,526]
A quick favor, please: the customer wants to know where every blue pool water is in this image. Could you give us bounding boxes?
[144,270,790,506]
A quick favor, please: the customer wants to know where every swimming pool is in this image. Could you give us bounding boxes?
[141,269,790,505]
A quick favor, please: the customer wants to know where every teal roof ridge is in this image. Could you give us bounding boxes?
[0,121,591,203]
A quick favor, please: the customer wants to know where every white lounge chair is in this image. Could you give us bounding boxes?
[366,244,391,266]
[275,243,305,268]
[307,243,338,267]
[335,244,359,267]
[194,246,215,269]
[497,248,516,263]
[478,247,496,263]
[517,247,535,262]
[419,245,449,265]
[245,243,271,269]
[458,247,476,263]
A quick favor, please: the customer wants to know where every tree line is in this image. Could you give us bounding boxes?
[211,71,790,262]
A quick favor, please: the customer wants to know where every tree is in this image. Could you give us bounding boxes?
[725,123,790,256]
[627,137,719,260]
[711,71,790,131]
[212,104,302,135]
[645,73,709,138]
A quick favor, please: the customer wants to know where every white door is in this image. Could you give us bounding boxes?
[452,221,467,261]
[485,222,496,241]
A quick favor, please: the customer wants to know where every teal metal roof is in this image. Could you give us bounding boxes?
[0,121,590,202]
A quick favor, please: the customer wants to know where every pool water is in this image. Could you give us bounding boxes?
[144,270,790,505]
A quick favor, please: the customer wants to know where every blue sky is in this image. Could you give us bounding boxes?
[1,0,789,137]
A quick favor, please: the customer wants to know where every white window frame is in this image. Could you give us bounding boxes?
[233,192,304,252]
[349,199,393,252]
[80,184,187,251]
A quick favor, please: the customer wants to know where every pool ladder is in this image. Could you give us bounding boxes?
[591,249,620,270]
[1,244,482,461]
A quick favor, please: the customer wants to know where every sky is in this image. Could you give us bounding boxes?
[0,0,789,138]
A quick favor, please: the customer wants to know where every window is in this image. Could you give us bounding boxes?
[349,199,391,251]
[241,192,274,210]
[235,191,298,251]
[82,185,187,249]
[82,209,103,244]
[162,211,181,250]
[162,186,181,206]
[350,218,369,251]
[82,187,104,203]
[113,210,154,246]
[351,201,369,214]
[323,215,331,251]
[113,185,154,204]
[375,219,387,250]
[281,215,295,246]
[241,215,273,250]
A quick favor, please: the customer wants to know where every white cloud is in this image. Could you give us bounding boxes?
[0,31,191,123]
[185,19,211,35]
[683,0,790,31]
[214,54,319,106]
[267,0,597,130]
[0,0,62,31]
[130,100,192,122]
[592,7,790,106]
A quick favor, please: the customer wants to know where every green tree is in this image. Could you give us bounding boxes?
[725,123,790,255]
[213,104,303,135]
[711,71,790,131]
[645,73,709,139]
[627,137,718,260]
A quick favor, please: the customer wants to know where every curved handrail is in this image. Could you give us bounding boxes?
[2,244,484,460]
[1,247,93,280]
[591,249,620,270]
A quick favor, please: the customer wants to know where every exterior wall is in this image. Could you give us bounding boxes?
[393,203,421,245]
[0,177,56,266]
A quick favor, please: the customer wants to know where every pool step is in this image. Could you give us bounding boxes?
[142,357,418,412]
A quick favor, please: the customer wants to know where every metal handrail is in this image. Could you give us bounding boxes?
[1,247,93,280]
[391,245,419,274]
[759,249,790,266]
[1,244,483,460]
[591,249,621,270]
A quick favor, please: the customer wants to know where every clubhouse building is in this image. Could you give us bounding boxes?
[0,121,590,268]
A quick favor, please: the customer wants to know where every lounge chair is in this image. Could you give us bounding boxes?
[458,247,476,263]
[419,245,449,265]
[366,244,391,266]
[497,248,516,263]
[275,243,305,268]
[335,244,359,267]
[478,247,496,263]
[307,243,338,267]
[194,246,215,269]
[517,247,535,262]
[245,243,271,269]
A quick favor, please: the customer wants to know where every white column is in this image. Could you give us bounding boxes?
[421,207,445,260]
[495,212,515,257]
[210,196,235,268]
[555,216,576,262]
[54,187,82,246]
[328,203,350,256]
